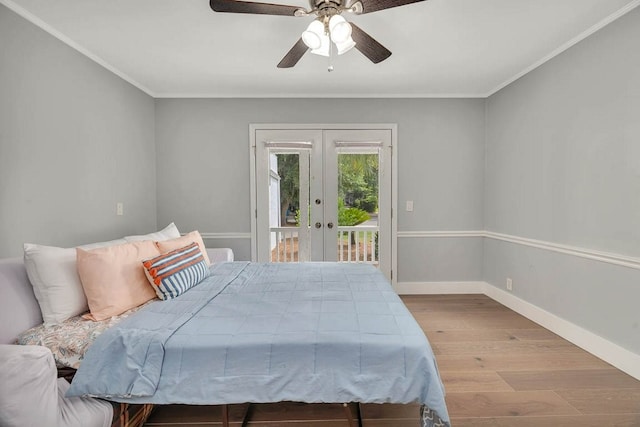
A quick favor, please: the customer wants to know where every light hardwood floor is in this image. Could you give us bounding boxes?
[145,294,640,426]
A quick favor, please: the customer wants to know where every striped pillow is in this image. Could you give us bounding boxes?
[142,242,210,300]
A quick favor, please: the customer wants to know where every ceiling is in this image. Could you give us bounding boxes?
[3,0,639,97]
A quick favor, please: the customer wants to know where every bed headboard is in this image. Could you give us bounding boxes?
[0,258,43,345]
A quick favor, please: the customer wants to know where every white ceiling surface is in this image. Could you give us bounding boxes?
[3,0,639,97]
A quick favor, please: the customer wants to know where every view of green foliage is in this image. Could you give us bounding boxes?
[338,154,378,213]
[277,154,299,226]
[337,199,369,226]
[276,152,378,227]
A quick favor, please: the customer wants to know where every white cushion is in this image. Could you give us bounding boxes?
[23,239,127,326]
[0,344,61,426]
[0,345,111,427]
[206,247,234,263]
[124,222,180,242]
[57,379,112,427]
[24,244,87,326]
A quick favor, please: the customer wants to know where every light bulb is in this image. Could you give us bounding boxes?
[311,33,331,57]
[336,37,356,55]
[329,15,352,44]
[302,20,324,50]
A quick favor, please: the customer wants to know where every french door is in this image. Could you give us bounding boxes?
[251,125,395,281]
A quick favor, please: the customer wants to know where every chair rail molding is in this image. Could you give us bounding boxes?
[484,231,640,271]
[397,230,485,238]
[199,232,252,239]
[397,230,640,270]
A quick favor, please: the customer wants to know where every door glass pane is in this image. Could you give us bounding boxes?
[269,153,310,262]
[337,152,379,265]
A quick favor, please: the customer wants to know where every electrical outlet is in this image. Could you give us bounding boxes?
[506,278,513,291]
[116,202,124,216]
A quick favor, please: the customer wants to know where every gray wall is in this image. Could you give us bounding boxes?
[0,6,157,257]
[485,8,640,354]
[155,98,486,279]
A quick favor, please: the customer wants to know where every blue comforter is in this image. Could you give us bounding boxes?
[68,262,449,424]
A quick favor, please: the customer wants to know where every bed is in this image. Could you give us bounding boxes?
[64,261,450,427]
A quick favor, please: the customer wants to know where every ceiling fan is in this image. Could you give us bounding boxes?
[209,0,426,69]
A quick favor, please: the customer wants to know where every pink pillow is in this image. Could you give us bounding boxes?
[76,240,161,321]
[156,231,210,266]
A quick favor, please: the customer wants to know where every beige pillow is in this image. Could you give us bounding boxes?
[76,241,160,321]
[156,230,211,266]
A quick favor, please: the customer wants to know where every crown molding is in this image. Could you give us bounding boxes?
[485,0,640,97]
[152,93,487,99]
[1,0,156,97]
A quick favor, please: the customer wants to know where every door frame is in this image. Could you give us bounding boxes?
[249,123,398,286]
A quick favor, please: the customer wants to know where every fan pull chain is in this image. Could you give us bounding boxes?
[327,27,334,72]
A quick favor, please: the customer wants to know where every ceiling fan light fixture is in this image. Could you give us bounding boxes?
[310,32,331,56]
[301,20,325,49]
[328,15,352,44]
[335,37,356,55]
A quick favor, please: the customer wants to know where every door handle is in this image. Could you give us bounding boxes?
[315,222,322,229]
[327,222,334,229]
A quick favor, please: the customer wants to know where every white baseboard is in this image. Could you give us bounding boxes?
[394,281,484,295]
[397,281,640,381]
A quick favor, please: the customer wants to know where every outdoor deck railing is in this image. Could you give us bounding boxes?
[270,227,300,262]
[337,226,378,264]
[270,225,379,264]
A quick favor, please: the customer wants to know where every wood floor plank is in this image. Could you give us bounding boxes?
[425,329,519,343]
[498,369,640,391]
[414,317,472,331]
[440,371,515,393]
[433,339,579,356]
[451,413,640,427]
[556,389,640,414]
[435,352,613,372]
[445,391,581,417]
[507,328,564,341]
[412,312,475,331]
[459,312,543,330]
[402,297,503,312]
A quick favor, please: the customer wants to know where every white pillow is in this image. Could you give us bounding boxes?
[24,239,127,326]
[124,222,180,242]
[0,345,112,427]
[0,345,58,426]
[24,244,88,326]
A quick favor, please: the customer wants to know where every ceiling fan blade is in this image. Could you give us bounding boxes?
[210,0,303,16]
[350,23,392,64]
[277,38,309,68]
[354,0,426,14]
